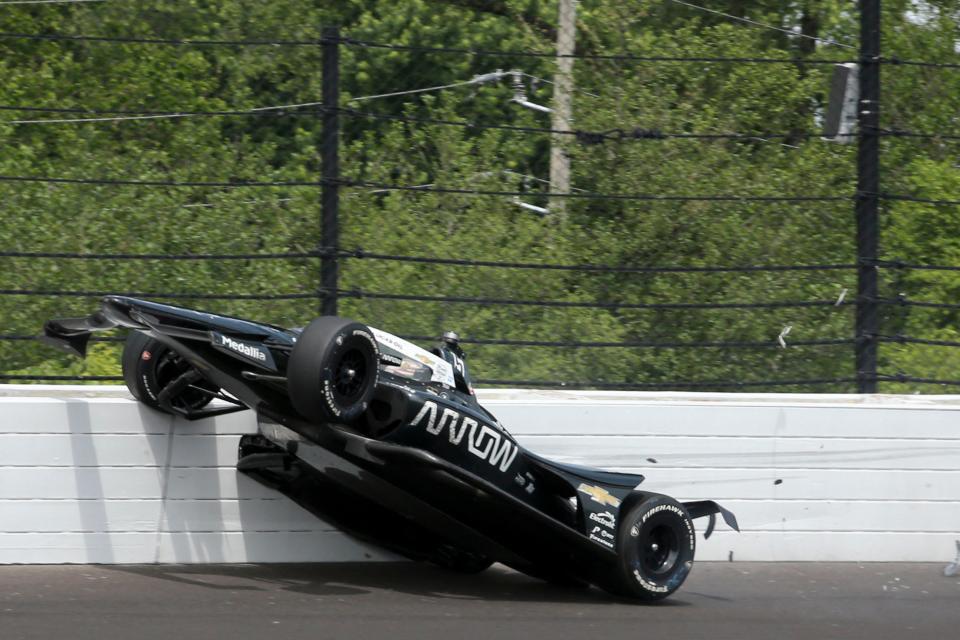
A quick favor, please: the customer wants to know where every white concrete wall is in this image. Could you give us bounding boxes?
[1,385,958,564]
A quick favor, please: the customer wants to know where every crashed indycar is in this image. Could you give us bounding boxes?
[43,296,738,601]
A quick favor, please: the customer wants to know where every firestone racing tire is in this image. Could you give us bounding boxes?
[121,331,216,415]
[287,316,379,426]
[607,494,696,602]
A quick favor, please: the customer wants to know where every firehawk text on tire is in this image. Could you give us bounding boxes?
[609,495,696,601]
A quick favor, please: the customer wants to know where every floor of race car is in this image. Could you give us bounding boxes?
[1,563,956,640]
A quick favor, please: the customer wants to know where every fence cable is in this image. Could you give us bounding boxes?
[0,331,851,349]
[0,102,326,125]
[344,179,850,203]
[399,335,854,349]
[1,30,953,70]
[871,260,960,272]
[0,173,853,203]
[877,335,960,348]
[0,249,857,277]
[0,288,318,300]
[0,250,320,260]
[334,288,852,311]
[879,57,960,70]
[662,0,855,49]
[0,0,104,5]
[336,249,857,273]
[340,37,852,64]
[881,193,960,206]
[0,31,327,47]
[0,375,124,382]
[874,373,960,386]
[474,377,860,389]
[874,295,960,311]
[6,102,956,145]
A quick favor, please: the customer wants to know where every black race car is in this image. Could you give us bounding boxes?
[43,295,737,601]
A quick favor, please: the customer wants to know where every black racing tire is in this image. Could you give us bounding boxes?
[286,316,379,425]
[121,331,216,414]
[606,494,696,602]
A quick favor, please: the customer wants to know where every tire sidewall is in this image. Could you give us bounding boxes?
[616,495,696,600]
[288,318,379,425]
[121,331,168,408]
[121,331,152,404]
[121,331,215,413]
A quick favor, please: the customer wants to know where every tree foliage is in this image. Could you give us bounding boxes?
[0,1,957,391]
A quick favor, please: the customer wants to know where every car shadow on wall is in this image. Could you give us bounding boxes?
[63,399,117,564]
[157,411,230,564]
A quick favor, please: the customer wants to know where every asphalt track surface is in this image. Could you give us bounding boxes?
[1,563,957,640]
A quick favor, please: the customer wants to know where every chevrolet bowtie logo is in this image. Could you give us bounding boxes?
[577,483,621,508]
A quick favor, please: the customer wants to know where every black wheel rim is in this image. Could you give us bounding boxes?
[332,347,367,402]
[154,350,214,411]
[641,523,681,576]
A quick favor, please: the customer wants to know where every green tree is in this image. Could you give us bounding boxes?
[1,1,957,392]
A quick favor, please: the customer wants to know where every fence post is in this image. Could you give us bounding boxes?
[855,0,881,393]
[320,26,341,316]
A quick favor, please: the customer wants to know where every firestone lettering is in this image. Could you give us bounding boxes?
[589,533,615,549]
[323,379,341,416]
[633,569,669,593]
[411,401,518,472]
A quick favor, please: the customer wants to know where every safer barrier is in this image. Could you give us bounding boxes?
[1,385,957,563]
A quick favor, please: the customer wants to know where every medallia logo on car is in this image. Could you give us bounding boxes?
[211,331,274,368]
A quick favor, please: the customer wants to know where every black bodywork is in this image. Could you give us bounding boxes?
[43,296,737,594]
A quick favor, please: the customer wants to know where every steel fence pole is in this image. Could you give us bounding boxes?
[855,0,881,392]
[321,26,340,316]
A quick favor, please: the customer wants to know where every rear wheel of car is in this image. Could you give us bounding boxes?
[606,494,696,601]
[287,316,379,425]
[121,331,216,414]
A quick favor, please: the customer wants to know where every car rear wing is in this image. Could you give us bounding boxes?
[684,500,740,539]
[42,296,149,358]
[42,295,294,359]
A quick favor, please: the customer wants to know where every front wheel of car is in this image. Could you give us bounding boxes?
[287,316,379,425]
[606,494,696,602]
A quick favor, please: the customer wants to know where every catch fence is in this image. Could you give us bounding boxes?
[0,0,958,392]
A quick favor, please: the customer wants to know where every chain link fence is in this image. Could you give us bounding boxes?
[1,1,958,391]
